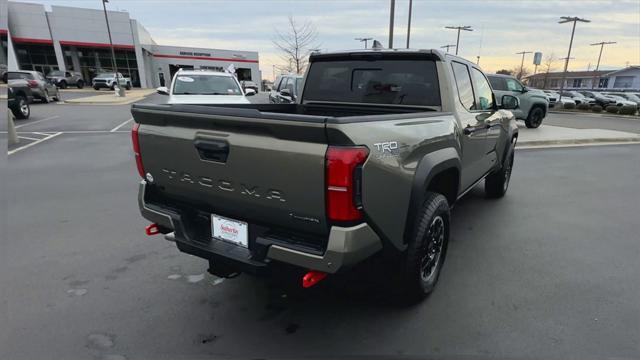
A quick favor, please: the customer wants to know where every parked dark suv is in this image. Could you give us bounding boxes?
[269,74,303,104]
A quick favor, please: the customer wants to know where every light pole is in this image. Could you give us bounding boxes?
[388,0,395,48]
[101,0,124,96]
[590,41,616,88]
[355,37,373,49]
[406,0,413,48]
[440,44,456,53]
[516,51,533,79]
[557,16,590,101]
[445,26,473,55]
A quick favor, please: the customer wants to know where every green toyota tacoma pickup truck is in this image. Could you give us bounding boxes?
[131,49,519,300]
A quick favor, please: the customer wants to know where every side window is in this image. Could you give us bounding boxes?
[276,77,285,91]
[285,77,295,93]
[65,72,71,77]
[488,76,507,91]
[505,78,523,92]
[471,68,495,111]
[451,62,475,111]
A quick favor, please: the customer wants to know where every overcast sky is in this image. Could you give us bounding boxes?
[20,0,640,79]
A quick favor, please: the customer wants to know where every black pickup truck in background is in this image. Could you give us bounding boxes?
[131,49,519,301]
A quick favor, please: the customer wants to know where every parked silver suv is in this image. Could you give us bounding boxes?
[46,70,85,89]
[487,74,549,128]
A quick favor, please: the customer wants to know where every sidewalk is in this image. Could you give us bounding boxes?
[516,124,640,148]
[63,88,155,105]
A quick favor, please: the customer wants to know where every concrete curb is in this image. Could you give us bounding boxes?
[516,137,640,148]
[62,97,147,105]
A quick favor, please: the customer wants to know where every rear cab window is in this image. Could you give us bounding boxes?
[303,59,441,107]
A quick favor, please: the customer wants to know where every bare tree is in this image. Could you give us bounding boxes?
[542,53,556,89]
[273,16,319,74]
[511,66,531,80]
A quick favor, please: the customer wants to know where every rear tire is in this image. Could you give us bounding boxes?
[399,192,450,302]
[59,80,67,89]
[76,80,84,89]
[525,106,544,128]
[13,96,30,119]
[485,144,514,198]
[125,82,131,90]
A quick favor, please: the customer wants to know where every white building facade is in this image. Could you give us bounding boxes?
[1,0,260,88]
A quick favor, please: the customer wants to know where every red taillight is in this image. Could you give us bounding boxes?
[27,80,38,88]
[131,123,145,178]
[326,146,369,222]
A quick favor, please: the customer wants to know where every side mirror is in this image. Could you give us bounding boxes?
[244,88,256,96]
[280,88,292,98]
[501,95,520,110]
[156,86,169,95]
[521,87,529,93]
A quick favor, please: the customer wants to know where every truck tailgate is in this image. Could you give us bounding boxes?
[132,104,330,236]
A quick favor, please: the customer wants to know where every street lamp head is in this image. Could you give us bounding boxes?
[559,16,590,23]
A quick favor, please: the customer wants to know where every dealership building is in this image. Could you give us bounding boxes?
[0,0,260,88]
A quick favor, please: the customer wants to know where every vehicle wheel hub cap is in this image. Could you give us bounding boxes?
[420,215,445,282]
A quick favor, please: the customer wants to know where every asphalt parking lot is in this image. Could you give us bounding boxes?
[3,95,640,359]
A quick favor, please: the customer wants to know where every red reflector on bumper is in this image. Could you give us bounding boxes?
[302,271,327,288]
[145,223,160,236]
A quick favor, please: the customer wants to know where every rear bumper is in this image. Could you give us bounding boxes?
[138,181,382,274]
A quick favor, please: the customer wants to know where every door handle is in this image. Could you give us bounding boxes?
[194,139,229,163]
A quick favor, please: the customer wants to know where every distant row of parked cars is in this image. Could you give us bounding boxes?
[541,89,640,108]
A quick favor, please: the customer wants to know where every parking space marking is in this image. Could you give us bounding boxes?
[14,115,60,129]
[110,118,133,132]
[17,135,42,141]
[8,132,63,156]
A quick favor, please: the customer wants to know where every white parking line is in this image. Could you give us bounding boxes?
[17,135,42,141]
[8,132,63,155]
[14,115,60,129]
[110,118,133,132]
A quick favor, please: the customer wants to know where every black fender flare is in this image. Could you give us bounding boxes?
[402,147,461,248]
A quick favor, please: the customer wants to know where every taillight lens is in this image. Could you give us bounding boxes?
[326,146,369,222]
[27,80,38,88]
[131,123,145,178]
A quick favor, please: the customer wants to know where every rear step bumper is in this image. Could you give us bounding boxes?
[138,181,382,274]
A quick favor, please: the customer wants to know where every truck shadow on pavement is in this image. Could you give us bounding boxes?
[192,185,490,338]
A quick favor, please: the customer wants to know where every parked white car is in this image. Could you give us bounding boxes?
[157,69,255,104]
[544,90,575,107]
[602,93,638,108]
[93,72,132,90]
[560,91,597,105]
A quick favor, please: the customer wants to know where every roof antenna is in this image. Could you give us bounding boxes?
[371,40,384,50]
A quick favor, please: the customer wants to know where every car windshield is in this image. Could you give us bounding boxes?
[173,74,242,95]
[49,71,65,77]
[8,72,34,80]
[96,73,115,78]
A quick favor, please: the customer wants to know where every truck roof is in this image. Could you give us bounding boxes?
[309,48,442,60]
[309,48,480,67]
[176,69,233,77]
